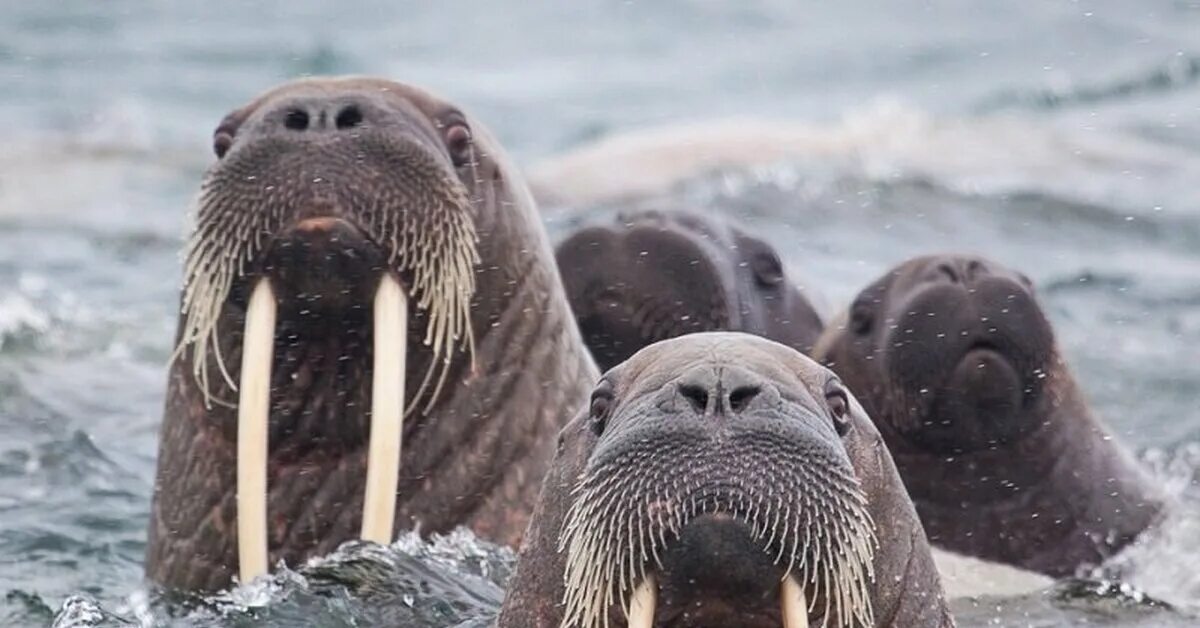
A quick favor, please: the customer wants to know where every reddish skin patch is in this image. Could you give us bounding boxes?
[294,216,345,233]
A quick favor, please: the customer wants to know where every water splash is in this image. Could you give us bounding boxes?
[49,530,510,628]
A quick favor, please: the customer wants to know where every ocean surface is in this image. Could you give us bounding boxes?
[1,1,1198,626]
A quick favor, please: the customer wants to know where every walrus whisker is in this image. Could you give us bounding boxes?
[400,188,480,416]
[361,274,407,544]
[782,574,811,628]
[173,189,283,409]
[236,278,275,583]
[175,138,480,417]
[559,456,876,628]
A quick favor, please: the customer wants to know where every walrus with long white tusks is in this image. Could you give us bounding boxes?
[813,253,1163,577]
[145,77,597,591]
[499,332,954,628]
[556,209,824,371]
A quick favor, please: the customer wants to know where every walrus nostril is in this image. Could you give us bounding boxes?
[284,109,310,131]
[966,259,987,281]
[678,384,709,413]
[936,262,960,283]
[728,385,760,412]
[336,105,363,130]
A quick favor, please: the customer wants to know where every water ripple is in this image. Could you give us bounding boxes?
[978,53,1200,113]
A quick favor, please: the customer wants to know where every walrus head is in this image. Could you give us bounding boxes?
[147,77,596,590]
[815,254,1056,455]
[814,254,1162,577]
[177,77,484,412]
[500,333,953,628]
[556,210,824,371]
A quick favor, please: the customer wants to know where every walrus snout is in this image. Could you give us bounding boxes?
[253,215,388,320]
[876,255,1056,451]
[178,78,480,407]
[912,346,1026,452]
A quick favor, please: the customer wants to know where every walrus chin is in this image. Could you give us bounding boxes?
[170,120,480,582]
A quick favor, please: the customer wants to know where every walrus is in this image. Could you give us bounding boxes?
[556,209,824,371]
[145,77,597,591]
[813,253,1163,578]
[500,332,954,627]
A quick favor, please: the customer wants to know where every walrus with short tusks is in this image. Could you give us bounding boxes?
[500,332,955,628]
[814,253,1163,578]
[145,77,597,591]
[556,209,824,371]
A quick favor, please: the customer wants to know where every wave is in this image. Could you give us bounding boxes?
[978,54,1200,113]
[528,100,1200,217]
[49,530,510,628]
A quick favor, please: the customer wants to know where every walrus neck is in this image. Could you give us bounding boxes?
[389,167,598,543]
[890,359,1164,576]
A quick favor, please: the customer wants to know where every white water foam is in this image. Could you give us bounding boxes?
[529,100,1200,216]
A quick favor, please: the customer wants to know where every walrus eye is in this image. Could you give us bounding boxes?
[826,387,851,436]
[444,123,473,168]
[751,251,785,287]
[849,300,873,336]
[589,381,614,436]
[213,131,234,158]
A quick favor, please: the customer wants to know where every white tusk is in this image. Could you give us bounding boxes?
[627,573,658,628]
[361,274,408,544]
[781,574,810,628]
[237,279,276,583]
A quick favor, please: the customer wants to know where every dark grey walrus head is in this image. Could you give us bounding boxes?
[500,332,953,628]
[815,253,1162,577]
[556,210,824,371]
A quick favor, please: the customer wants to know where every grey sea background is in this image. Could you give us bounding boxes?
[1,1,1199,626]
